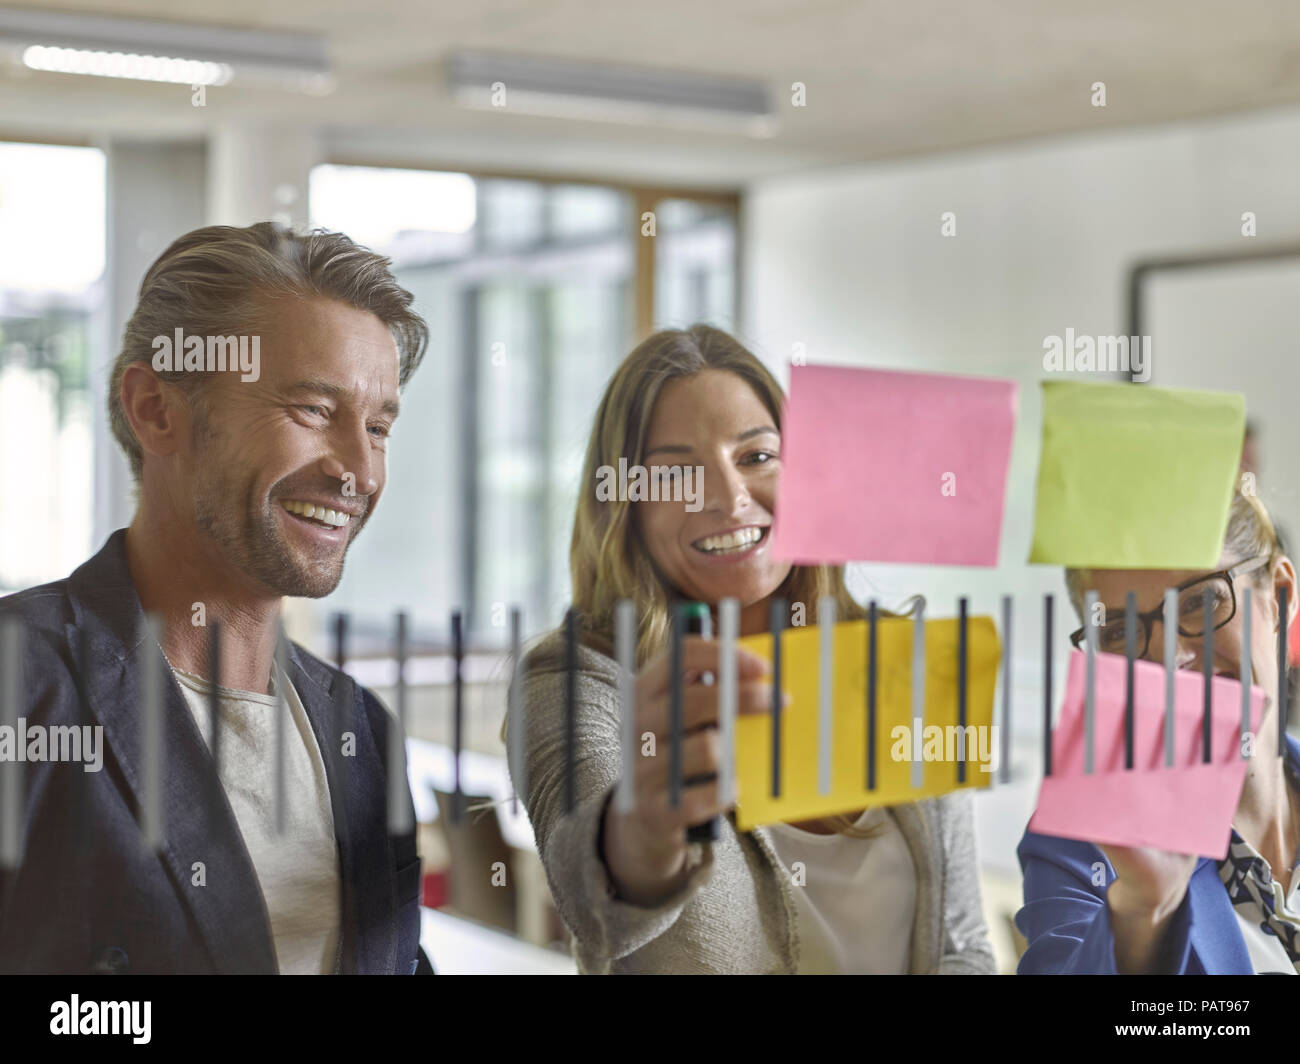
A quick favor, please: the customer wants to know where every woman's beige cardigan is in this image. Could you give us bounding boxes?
[508,629,997,974]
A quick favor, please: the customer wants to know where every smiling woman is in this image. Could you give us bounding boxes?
[570,326,854,662]
[506,324,996,975]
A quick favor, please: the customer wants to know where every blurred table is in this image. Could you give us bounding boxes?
[406,738,553,946]
[420,908,575,975]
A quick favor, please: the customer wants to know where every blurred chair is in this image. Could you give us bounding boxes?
[980,868,1028,974]
[1006,912,1028,962]
[432,788,517,933]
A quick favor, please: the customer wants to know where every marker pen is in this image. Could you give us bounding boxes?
[683,601,722,844]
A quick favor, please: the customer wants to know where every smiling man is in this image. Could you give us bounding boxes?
[0,223,430,974]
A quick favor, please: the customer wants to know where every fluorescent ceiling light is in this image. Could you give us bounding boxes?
[0,6,331,91]
[446,51,777,137]
[22,45,232,86]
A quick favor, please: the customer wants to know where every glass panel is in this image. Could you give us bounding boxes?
[0,142,104,590]
[477,179,546,250]
[1096,617,1142,655]
[542,277,631,625]
[548,184,626,241]
[1176,576,1234,633]
[320,261,466,654]
[653,197,737,331]
[311,167,637,646]
[477,281,545,634]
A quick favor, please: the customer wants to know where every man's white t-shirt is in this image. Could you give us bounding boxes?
[172,661,342,975]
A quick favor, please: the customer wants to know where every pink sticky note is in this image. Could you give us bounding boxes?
[1029,651,1268,858]
[769,365,1017,565]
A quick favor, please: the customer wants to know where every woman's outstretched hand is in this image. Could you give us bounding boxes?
[601,637,782,906]
[1100,842,1199,973]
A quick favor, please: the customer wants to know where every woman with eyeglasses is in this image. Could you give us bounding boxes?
[1016,488,1300,974]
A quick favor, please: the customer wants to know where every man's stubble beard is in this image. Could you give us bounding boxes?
[189,407,362,598]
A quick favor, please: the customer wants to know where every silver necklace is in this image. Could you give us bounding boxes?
[153,634,205,683]
[153,634,178,673]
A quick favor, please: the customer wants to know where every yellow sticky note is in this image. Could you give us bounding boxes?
[734,617,1000,830]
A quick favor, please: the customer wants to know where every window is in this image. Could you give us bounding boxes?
[0,142,105,591]
[309,165,738,650]
[654,197,737,331]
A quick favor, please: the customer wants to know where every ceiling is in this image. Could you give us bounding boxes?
[3,0,1300,188]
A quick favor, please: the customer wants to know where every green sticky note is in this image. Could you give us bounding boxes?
[1029,380,1244,568]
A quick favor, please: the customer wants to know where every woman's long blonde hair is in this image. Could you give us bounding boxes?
[570,324,896,837]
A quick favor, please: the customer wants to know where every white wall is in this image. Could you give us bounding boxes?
[742,104,1300,875]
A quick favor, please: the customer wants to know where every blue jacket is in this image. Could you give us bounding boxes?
[1016,736,1300,974]
[0,530,424,974]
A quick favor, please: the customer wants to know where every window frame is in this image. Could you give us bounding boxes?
[316,158,743,649]
[324,156,742,339]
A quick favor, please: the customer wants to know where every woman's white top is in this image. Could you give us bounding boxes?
[764,807,917,974]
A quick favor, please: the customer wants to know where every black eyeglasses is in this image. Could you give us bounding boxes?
[1068,554,1271,659]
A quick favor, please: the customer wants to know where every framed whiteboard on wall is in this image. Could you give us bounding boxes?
[1129,244,1300,556]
